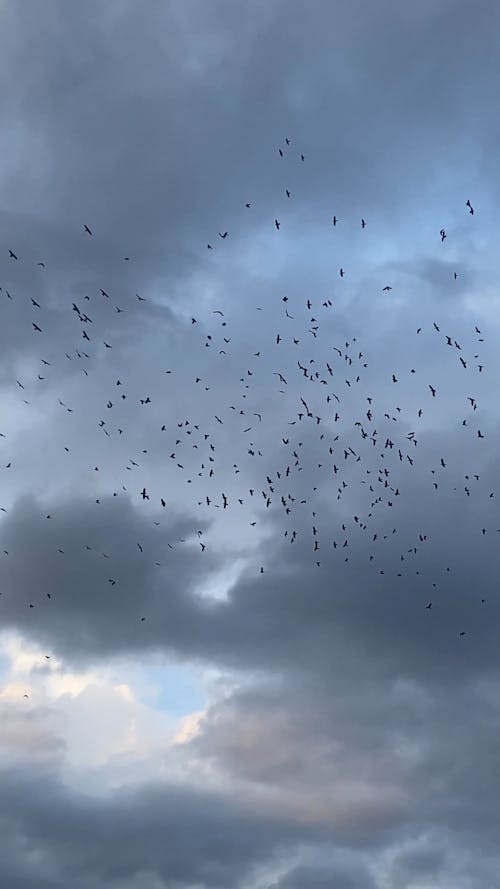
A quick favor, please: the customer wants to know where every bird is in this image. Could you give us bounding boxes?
[466,200,474,215]
[83,224,93,235]
[275,219,280,230]
[219,231,228,239]
[8,249,18,260]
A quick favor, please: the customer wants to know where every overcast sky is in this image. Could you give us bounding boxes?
[1,2,500,887]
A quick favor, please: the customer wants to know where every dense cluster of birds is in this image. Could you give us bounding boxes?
[0,138,490,693]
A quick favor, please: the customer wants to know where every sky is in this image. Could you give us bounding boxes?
[1,1,500,887]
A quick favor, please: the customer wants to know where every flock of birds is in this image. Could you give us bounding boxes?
[0,138,492,696]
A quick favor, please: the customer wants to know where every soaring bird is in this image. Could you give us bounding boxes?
[83,224,93,235]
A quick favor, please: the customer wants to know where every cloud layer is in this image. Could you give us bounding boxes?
[1,2,500,887]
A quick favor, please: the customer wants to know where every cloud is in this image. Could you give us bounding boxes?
[1,1,500,887]
[269,861,377,889]
[0,762,323,889]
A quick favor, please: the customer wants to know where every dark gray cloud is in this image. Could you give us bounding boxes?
[0,494,220,664]
[269,862,376,889]
[0,763,320,889]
